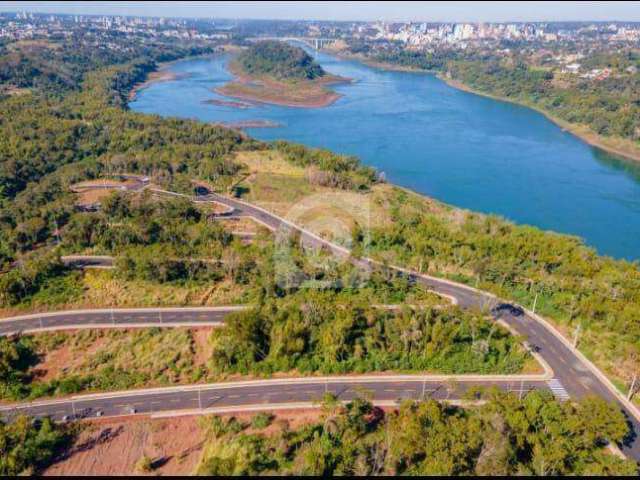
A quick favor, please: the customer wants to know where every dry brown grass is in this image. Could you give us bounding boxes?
[0,270,250,318]
[70,179,137,191]
[78,270,247,308]
[235,150,306,177]
[216,216,265,235]
[75,189,114,205]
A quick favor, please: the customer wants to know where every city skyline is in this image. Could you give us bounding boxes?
[2,1,640,22]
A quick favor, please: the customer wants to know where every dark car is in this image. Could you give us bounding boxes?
[491,303,524,317]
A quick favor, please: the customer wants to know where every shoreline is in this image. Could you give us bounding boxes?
[215,60,351,109]
[439,76,640,164]
[332,50,434,75]
[129,47,640,163]
[330,49,640,163]
[127,53,218,102]
[128,63,179,101]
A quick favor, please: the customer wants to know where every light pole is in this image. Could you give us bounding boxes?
[572,323,581,348]
[629,373,638,401]
[532,292,539,314]
[519,379,524,401]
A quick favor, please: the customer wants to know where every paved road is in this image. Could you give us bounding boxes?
[0,377,547,423]
[0,307,246,336]
[200,192,640,460]
[8,185,639,459]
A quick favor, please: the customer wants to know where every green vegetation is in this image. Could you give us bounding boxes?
[272,141,377,191]
[195,393,636,475]
[2,43,640,395]
[236,40,325,80]
[0,36,214,97]
[210,291,528,376]
[0,415,71,475]
[0,272,531,400]
[373,47,461,71]
[0,253,75,307]
[250,412,274,429]
[135,454,155,473]
[0,328,209,400]
[1,27,640,470]
[361,187,640,390]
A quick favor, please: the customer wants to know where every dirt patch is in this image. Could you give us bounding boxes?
[75,188,115,205]
[44,409,324,475]
[216,216,264,236]
[0,85,31,96]
[23,328,218,394]
[44,416,205,476]
[191,328,213,367]
[70,178,140,207]
[33,342,74,382]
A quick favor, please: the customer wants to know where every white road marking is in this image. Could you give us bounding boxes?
[546,378,570,401]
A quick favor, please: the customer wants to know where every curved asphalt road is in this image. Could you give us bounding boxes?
[2,186,638,460]
[201,191,640,460]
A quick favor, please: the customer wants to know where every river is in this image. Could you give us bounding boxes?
[129,49,640,261]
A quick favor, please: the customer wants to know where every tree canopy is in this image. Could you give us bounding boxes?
[236,40,326,80]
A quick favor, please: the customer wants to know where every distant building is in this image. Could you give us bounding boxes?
[562,63,581,74]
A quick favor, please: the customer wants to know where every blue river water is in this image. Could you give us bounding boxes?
[130,50,640,260]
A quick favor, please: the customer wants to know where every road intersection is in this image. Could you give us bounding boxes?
[2,183,639,460]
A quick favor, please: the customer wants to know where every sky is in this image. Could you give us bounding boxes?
[1,1,640,22]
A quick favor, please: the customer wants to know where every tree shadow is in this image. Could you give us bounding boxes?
[52,425,126,464]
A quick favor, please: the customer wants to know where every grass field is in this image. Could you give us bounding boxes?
[0,269,251,318]
[233,150,394,229]
[27,327,215,392]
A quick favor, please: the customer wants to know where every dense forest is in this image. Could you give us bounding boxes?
[0,37,216,97]
[210,291,527,376]
[235,40,326,80]
[195,393,636,475]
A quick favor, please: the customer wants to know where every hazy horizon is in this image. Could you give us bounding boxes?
[1,1,640,23]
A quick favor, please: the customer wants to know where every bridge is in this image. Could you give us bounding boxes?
[246,36,338,50]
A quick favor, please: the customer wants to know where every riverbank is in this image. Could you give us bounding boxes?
[330,49,433,75]
[215,60,351,108]
[330,49,640,163]
[129,48,640,260]
[440,76,640,164]
[127,53,221,102]
[128,64,184,101]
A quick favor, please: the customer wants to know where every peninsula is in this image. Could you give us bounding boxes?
[216,40,350,108]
